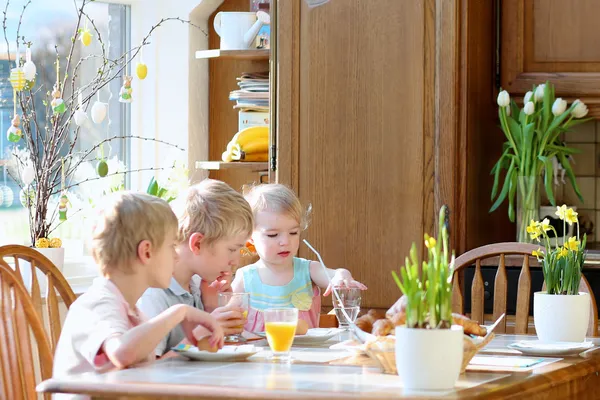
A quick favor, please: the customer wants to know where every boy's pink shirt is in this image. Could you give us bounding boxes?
[53,277,152,379]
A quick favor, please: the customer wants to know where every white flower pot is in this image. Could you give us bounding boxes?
[19,247,65,295]
[534,291,590,343]
[395,325,464,390]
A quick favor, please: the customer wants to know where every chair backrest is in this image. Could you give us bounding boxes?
[0,245,77,351]
[0,259,53,400]
[453,242,598,336]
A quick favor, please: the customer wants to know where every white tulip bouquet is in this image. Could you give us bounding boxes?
[490,81,592,242]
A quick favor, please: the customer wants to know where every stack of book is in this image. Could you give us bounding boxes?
[229,71,269,112]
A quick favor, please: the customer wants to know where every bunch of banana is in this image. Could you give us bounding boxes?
[222,126,269,162]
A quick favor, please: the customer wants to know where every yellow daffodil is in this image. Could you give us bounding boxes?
[565,236,580,251]
[557,247,569,259]
[532,248,544,258]
[565,208,578,225]
[540,218,551,232]
[526,219,542,241]
[555,205,568,221]
[424,235,436,249]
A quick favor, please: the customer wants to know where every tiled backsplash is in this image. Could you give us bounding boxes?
[543,121,600,243]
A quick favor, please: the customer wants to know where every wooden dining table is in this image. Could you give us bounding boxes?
[37,333,600,399]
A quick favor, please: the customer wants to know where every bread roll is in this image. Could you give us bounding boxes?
[355,315,374,333]
[197,337,219,353]
[296,318,309,335]
[372,318,394,336]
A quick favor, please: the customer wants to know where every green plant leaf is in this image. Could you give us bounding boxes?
[507,116,522,148]
[539,155,556,206]
[558,153,584,202]
[542,81,552,132]
[146,177,158,196]
[545,144,580,155]
[490,158,515,214]
[508,170,517,222]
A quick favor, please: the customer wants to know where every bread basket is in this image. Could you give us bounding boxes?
[363,332,495,375]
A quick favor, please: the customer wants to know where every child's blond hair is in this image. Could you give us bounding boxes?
[173,179,254,244]
[90,191,178,273]
[244,184,310,230]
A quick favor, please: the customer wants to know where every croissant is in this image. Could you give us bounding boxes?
[452,313,487,337]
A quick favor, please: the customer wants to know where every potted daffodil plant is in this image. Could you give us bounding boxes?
[391,205,463,390]
[529,205,589,343]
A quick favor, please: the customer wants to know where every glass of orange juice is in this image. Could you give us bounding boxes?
[264,308,298,362]
[218,292,250,343]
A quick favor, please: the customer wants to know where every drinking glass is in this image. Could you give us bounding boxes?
[332,287,361,329]
[218,292,250,343]
[264,308,298,362]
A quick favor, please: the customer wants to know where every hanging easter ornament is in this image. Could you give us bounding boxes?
[21,163,35,187]
[51,59,66,114]
[9,53,26,92]
[51,85,66,114]
[19,186,35,208]
[136,48,147,80]
[91,93,107,124]
[58,159,71,221]
[96,144,109,177]
[22,47,36,89]
[7,91,22,143]
[81,21,92,46]
[74,91,88,126]
[119,75,133,103]
[2,186,14,208]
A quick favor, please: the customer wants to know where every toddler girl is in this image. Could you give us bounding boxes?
[232,184,366,332]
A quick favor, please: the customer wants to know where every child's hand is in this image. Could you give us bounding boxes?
[181,306,224,350]
[324,269,368,296]
[211,304,247,335]
[200,275,232,313]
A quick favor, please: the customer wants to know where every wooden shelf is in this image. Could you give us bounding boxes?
[195,161,268,171]
[195,49,270,60]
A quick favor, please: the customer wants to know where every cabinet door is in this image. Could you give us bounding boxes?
[276,0,461,310]
[501,0,600,103]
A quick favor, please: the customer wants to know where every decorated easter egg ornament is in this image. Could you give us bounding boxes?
[21,163,35,187]
[81,22,92,46]
[97,159,109,177]
[22,47,36,89]
[1,186,14,208]
[74,92,88,126]
[136,49,147,80]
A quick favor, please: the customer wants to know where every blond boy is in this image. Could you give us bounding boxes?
[53,192,223,396]
[137,179,254,356]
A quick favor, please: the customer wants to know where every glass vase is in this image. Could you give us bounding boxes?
[516,176,541,243]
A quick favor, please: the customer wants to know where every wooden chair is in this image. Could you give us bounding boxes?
[452,242,598,336]
[0,259,53,400]
[0,245,77,351]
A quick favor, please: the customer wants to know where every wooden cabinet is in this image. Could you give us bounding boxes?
[501,0,600,116]
[275,0,463,309]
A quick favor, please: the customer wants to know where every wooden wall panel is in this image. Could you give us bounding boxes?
[295,0,428,309]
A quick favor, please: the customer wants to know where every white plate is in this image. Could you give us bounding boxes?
[255,328,342,344]
[507,340,595,356]
[171,344,260,361]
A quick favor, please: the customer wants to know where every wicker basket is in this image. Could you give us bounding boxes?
[364,332,496,375]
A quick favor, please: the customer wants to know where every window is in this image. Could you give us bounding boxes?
[0,1,131,258]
